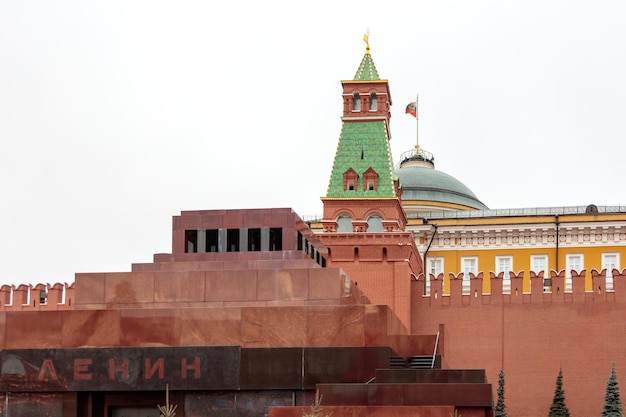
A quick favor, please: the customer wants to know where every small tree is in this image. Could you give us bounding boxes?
[602,362,622,417]
[157,383,177,417]
[303,389,332,417]
[495,369,508,417]
[548,368,570,417]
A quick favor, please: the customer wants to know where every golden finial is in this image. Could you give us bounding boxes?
[363,28,371,55]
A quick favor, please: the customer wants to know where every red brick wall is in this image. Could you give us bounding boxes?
[320,232,422,332]
[412,271,626,417]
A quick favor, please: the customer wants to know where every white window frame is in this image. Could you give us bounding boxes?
[461,256,478,295]
[565,254,584,292]
[496,256,513,294]
[425,257,444,295]
[429,257,444,276]
[602,253,620,292]
[530,255,548,276]
[530,254,549,292]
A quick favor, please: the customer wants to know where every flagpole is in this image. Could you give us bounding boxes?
[415,94,419,154]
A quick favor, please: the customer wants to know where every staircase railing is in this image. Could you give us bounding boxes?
[431,331,440,369]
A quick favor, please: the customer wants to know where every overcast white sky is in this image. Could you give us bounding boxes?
[1,1,626,286]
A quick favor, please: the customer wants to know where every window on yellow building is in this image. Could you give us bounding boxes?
[602,253,619,292]
[426,257,444,295]
[496,256,513,294]
[530,255,549,292]
[565,254,583,292]
[461,257,477,295]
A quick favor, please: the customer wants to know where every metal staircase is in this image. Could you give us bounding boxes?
[408,356,435,369]
[389,355,409,369]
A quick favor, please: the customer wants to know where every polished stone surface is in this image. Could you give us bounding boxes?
[318,382,493,407]
[376,369,487,384]
[1,302,411,349]
[306,305,365,346]
[75,262,356,310]
[155,271,205,303]
[303,347,389,388]
[119,308,181,346]
[180,307,242,346]
[104,272,155,306]
[257,269,309,301]
[269,405,455,417]
[205,270,258,302]
[240,348,303,389]
[74,273,106,305]
[5,311,63,348]
[61,309,121,347]
[241,307,308,347]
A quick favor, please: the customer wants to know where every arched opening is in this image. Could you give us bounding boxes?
[367,215,384,232]
[336,215,353,233]
[352,93,361,111]
[369,92,378,111]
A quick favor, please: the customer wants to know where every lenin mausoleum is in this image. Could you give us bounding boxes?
[2,40,626,417]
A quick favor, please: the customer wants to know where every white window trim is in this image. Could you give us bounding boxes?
[602,253,620,291]
[496,256,513,294]
[565,254,584,292]
[530,255,548,276]
[429,257,444,276]
[461,256,478,295]
[530,254,550,292]
[425,257,444,295]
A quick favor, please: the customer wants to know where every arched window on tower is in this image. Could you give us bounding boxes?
[369,92,378,111]
[352,93,361,111]
[337,215,353,233]
[366,215,384,232]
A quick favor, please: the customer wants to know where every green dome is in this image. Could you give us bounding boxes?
[396,160,488,210]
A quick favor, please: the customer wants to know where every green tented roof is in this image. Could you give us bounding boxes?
[353,53,380,81]
[326,121,396,198]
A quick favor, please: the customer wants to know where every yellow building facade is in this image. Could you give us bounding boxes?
[408,208,626,295]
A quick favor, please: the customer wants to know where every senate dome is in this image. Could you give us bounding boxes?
[395,147,488,214]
